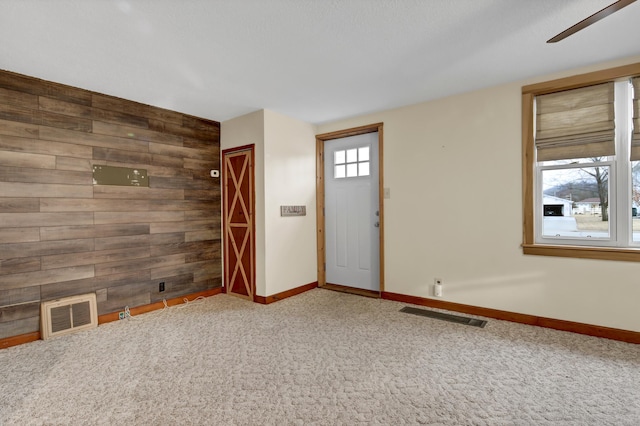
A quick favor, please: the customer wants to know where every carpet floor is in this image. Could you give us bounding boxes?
[0,288,639,425]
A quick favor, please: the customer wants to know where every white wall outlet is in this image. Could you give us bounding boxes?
[434,278,443,297]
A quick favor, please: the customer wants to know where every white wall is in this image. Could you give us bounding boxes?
[221,109,317,298]
[263,110,318,295]
[317,55,640,332]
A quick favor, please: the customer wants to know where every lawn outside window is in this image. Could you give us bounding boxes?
[522,62,640,261]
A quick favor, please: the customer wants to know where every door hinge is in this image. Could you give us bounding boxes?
[323,263,326,271]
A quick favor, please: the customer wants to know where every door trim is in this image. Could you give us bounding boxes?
[222,144,256,302]
[316,123,385,295]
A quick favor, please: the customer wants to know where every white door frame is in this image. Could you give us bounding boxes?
[316,123,384,295]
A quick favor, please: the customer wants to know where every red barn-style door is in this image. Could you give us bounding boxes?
[222,146,255,301]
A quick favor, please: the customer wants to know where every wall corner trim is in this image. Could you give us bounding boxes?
[254,282,318,304]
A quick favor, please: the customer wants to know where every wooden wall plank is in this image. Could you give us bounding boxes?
[182,115,220,131]
[0,118,39,138]
[94,223,150,237]
[184,157,219,170]
[151,153,184,168]
[194,262,222,283]
[0,134,93,158]
[93,147,152,164]
[0,227,40,243]
[186,243,221,263]
[0,71,91,105]
[150,221,187,234]
[40,126,149,152]
[93,121,183,146]
[40,225,96,241]
[150,232,185,246]
[42,247,151,270]
[41,199,151,212]
[185,210,217,221]
[95,253,185,277]
[186,230,219,242]
[148,176,194,189]
[56,156,92,171]
[185,187,220,200]
[0,317,39,339]
[0,166,91,185]
[94,211,184,225]
[0,257,41,275]
[150,260,207,281]
[1,265,95,290]
[150,118,220,141]
[98,283,152,314]
[184,219,218,231]
[0,198,40,213]
[0,104,92,131]
[0,150,56,169]
[147,199,191,211]
[148,141,210,160]
[0,238,95,258]
[0,212,94,227]
[92,94,184,125]
[0,287,40,306]
[94,234,150,251]
[0,87,38,109]
[0,302,40,323]
[93,186,183,200]
[0,182,93,198]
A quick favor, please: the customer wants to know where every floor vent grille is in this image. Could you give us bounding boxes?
[400,306,487,328]
[41,294,98,340]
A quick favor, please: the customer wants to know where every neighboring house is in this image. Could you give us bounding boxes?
[542,195,573,217]
[574,198,602,215]
[542,195,577,233]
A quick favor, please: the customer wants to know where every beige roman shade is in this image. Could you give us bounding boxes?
[631,77,640,161]
[535,82,615,162]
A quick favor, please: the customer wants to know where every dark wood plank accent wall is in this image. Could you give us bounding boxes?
[0,70,221,340]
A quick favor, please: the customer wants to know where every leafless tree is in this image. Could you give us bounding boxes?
[580,158,608,221]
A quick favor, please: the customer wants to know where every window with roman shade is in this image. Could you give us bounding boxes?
[522,61,640,262]
[535,82,615,162]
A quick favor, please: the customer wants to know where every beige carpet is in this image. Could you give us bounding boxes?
[1,288,639,425]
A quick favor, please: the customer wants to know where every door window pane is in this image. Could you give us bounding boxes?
[346,149,358,163]
[358,147,369,162]
[335,165,346,179]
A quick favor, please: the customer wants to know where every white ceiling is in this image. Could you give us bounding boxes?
[1,0,639,125]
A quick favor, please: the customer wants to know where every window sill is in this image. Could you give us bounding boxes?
[522,244,640,262]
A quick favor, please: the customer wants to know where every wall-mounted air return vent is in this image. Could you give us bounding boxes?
[41,294,98,340]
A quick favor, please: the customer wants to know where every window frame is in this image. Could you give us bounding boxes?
[522,62,640,262]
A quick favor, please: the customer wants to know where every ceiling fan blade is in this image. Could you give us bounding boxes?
[547,0,636,43]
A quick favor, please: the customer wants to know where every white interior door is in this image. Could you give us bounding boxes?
[324,132,379,291]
